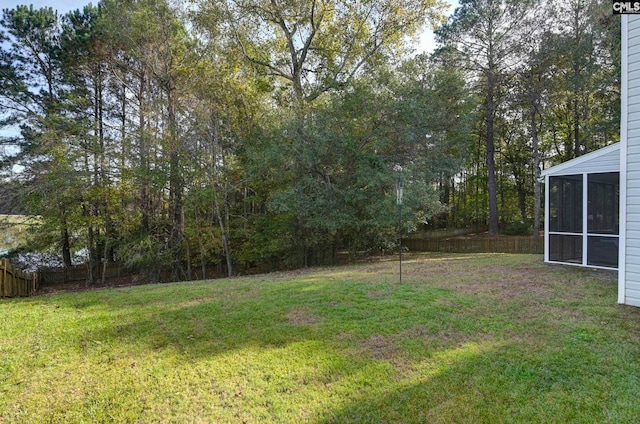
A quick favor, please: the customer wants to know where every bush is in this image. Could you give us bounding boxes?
[502,220,533,236]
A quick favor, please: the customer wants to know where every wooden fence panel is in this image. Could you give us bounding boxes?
[403,236,544,254]
[0,259,39,298]
[39,262,126,285]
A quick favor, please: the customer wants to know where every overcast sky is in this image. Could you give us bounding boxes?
[2,0,458,54]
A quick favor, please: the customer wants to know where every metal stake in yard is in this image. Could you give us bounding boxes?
[396,176,403,284]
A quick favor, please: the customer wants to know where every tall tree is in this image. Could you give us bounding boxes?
[214,0,444,105]
[437,0,537,233]
[545,0,619,160]
[195,0,450,265]
[406,53,476,228]
[521,48,548,236]
[0,5,78,266]
[182,47,266,277]
[101,0,198,280]
[59,4,118,282]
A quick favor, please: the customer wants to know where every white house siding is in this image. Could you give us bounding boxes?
[622,15,640,306]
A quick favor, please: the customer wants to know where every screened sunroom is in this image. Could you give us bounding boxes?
[542,143,620,270]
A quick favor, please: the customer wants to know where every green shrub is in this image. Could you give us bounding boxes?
[502,220,533,236]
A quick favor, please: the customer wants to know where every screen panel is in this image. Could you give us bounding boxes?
[549,234,582,264]
[587,236,618,268]
[549,175,583,233]
[588,172,619,235]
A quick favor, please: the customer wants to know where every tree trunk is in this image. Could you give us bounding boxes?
[121,82,127,174]
[486,73,500,234]
[184,209,191,280]
[209,113,233,277]
[139,70,150,235]
[194,208,207,279]
[573,97,580,157]
[214,194,233,278]
[167,86,184,281]
[517,184,527,220]
[530,94,542,237]
[61,224,72,268]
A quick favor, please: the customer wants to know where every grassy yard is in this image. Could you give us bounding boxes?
[1,253,640,423]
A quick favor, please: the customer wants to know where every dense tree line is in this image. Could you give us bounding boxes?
[437,0,620,234]
[0,0,619,282]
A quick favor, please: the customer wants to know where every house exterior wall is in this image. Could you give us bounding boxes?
[621,15,640,306]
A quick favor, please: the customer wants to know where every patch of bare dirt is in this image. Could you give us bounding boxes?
[434,264,556,300]
[167,298,216,311]
[400,325,479,350]
[285,307,322,325]
[367,290,388,299]
[401,325,429,338]
[361,334,398,361]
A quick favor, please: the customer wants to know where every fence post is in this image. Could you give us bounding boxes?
[5,259,13,297]
[3,259,8,297]
[15,268,20,296]
[18,269,25,296]
[9,260,15,297]
[0,259,4,297]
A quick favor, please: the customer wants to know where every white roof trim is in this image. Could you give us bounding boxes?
[541,142,620,177]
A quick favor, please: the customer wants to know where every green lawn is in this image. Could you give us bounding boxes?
[1,253,639,423]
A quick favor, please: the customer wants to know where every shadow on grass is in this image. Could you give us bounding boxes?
[36,275,456,361]
[318,338,640,424]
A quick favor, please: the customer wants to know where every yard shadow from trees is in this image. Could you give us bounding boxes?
[59,272,458,360]
[316,337,640,424]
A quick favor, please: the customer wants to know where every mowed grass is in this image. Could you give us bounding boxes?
[2,253,640,423]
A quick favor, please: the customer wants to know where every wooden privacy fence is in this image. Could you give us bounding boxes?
[0,259,39,297]
[403,236,544,254]
[39,262,126,285]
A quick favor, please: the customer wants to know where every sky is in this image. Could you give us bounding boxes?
[1,0,459,54]
[1,0,87,14]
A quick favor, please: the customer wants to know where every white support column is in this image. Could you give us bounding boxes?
[582,173,588,266]
[544,175,549,263]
